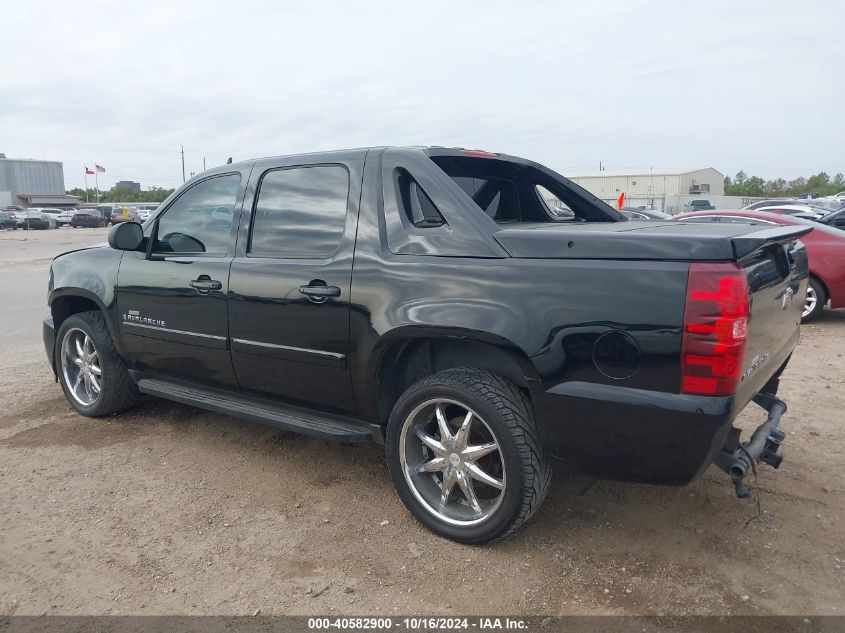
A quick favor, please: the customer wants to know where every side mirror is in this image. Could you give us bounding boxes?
[108,221,144,251]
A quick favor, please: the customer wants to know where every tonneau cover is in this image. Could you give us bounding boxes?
[494,221,813,261]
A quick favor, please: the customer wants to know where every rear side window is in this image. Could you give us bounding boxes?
[249,165,349,258]
[395,169,445,228]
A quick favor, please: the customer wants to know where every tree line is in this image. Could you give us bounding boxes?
[724,171,845,198]
[65,186,176,203]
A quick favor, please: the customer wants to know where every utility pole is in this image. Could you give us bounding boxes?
[203,156,206,171]
[599,160,603,172]
[180,145,186,183]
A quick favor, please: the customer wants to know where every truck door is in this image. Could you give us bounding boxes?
[227,151,365,413]
[116,171,247,387]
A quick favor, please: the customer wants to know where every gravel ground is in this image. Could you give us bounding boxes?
[0,227,843,616]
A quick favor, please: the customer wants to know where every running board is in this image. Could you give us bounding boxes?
[136,377,382,443]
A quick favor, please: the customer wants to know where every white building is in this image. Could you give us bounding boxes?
[565,168,727,213]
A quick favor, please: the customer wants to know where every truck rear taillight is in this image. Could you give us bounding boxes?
[681,262,749,396]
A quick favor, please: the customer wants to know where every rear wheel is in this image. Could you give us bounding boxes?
[386,368,550,544]
[802,277,826,322]
[55,311,138,416]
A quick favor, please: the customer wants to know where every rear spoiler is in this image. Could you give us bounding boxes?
[731,225,813,259]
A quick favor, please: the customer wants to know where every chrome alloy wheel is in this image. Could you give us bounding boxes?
[399,399,506,526]
[803,285,817,318]
[61,327,102,406]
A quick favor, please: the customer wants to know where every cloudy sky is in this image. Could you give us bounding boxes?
[2,0,843,190]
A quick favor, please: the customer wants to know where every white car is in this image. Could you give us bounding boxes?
[748,204,825,220]
[56,209,75,226]
[38,208,65,227]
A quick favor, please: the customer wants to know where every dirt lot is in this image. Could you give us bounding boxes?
[0,227,843,616]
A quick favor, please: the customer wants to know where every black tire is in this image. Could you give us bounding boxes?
[802,277,826,323]
[54,310,138,417]
[385,368,551,544]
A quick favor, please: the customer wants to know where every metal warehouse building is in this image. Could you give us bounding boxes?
[566,167,726,213]
[0,154,78,208]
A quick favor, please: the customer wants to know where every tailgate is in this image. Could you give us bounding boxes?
[733,225,811,408]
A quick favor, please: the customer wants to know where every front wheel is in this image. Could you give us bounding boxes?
[55,311,138,416]
[386,368,551,544]
[802,278,826,322]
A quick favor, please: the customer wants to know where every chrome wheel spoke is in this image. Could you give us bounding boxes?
[439,469,457,508]
[417,456,447,473]
[435,404,452,443]
[415,428,447,456]
[90,374,101,394]
[466,462,504,490]
[453,410,473,451]
[75,336,85,358]
[456,471,482,515]
[90,363,102,376]
[461,441,498,462]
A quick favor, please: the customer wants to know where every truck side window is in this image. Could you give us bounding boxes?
[154,174,241,255]
[249,165,349,258]
[395,169,445,228]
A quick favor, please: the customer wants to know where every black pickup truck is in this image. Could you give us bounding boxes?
[44,147,810,543]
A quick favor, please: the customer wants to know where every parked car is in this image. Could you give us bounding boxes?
[816,208,845,231]
[673,210,845,321]
[56,209,76,226]
[0,210,18,230]
[110,206,140,224]
[746,204,824,221]
[39,208,65,226]
[44,146,808,543]
[746,198,845,214]
[684,199,715,211]
[22,208,57,229]
[95,205,115,223]
[12,209,27,227]
[621,208,671,220]
[70,208,107,228]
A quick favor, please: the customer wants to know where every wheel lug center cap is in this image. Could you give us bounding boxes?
[449,453,461,466]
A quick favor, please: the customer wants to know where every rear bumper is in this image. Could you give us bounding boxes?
[534,381,737,485]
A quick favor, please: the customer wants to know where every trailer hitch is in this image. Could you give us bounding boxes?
[714,393,787,499]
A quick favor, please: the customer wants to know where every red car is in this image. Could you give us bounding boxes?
[674,210,845,322]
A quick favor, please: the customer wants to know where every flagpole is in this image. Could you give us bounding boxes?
[95,167,100,203]
[84,169,89,203]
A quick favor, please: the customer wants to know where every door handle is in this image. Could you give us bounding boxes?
[190,276,222,293]
[299,283,341,302]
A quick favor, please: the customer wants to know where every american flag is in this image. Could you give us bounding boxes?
[95,164,106,173]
